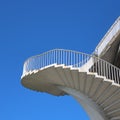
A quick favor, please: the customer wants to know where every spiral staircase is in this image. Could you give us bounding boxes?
[21,17,120,120]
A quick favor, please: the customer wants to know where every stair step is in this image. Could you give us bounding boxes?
[96,84,119,105]
[104,100,120,112]
[38,66,65,85]
[104,100,120,113]
[110,116,120,120]
[70,68,79,90]
[63,67,75,88]
[55,66,70,87]
[23,70,52,93]
[107,108,120,118]
[102,88,120,108]
[78,71,87,92]
[93,79,112,101]
[88,75,103,98]
[84,72,96,95]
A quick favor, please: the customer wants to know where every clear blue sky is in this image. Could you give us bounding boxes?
[0,0,120,120]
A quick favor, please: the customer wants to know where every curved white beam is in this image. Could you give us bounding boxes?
[95,16,120,56]
[58,86,108,120]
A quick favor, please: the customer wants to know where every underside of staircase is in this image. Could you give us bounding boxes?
[21,64,120,120]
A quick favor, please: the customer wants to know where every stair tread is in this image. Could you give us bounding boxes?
[70,69,79,90]
[85,73,96,95]
[93,79,112,101]
[88,76,103,98]
[63,67,75,88]
[96,84,119,105]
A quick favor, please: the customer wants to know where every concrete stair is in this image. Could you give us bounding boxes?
[21,64,120,120]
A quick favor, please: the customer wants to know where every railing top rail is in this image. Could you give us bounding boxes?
[24,49,89,62]
[23,49,92,67]
[23,49,120,71]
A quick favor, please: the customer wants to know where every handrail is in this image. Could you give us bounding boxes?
[22,49,120,84]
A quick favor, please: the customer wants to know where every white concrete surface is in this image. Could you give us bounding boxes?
[21,64,120,120]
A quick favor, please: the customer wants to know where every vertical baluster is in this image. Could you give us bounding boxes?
[92,57,94,73]
[41,54,43,68]
[109,65,112,80]
[74,52,76,67]
[44,53,46,67]
[118,70,120,84]
[112,66,115,81]
[78,53,79,67]
[61,50,62,64]
[77,53,78,67]
[54,50,56,63]
[92,56,94,73]
[65,50,67,65]
[105,62,108,79]
[93,57,96,73]
[85,54,87,69]
[80,53,81,67]
[56,50,57,64]
[79,54,82,67]
[42,54,44,68]
[78,53,80,67]
[81,53,83,66]
[25,61,27,73]
[70,51,72,66]
[97,58,99,75]
[102,60,104,77]
[103,61,106,77]
[76,53,78,68]
[47,51,49,65]
[45,53,46,67]
[62,50,64,65]
[114,67,116,83]
[59,49,61,64]
[44,53,45,67]
[67,50,69,65]
[96,58,97,74]
[45,52,47,66]
[111,65,113,81]
[58,50,60,64]
[52,50,53,64]
[82,53,84,66]
[57,50,58,64]
[106,62,107,79]
[70,51,71,66]
[64,50,66,65]
[46,52,47,66]
[50,51,51,65]
[108,64,110,80]
[55,50,57,64]
[50,51,52,65]
[100,60,102,76]
[43,53,44,67]
[38,56,40,69]
[102,60,103,76]
[116,69,119,84]
[47,52,49,65]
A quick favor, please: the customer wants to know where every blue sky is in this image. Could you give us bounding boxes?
[0,0,120,120]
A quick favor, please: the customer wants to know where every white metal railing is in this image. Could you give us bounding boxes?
[22,49,120,84]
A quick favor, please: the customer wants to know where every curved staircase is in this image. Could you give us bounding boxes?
[21,49,120,120]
